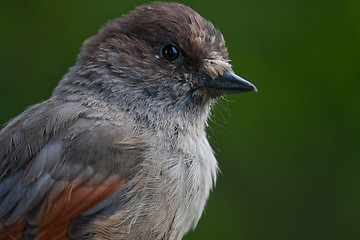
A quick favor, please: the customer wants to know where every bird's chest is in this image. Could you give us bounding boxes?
[139,130,218,239]
[104,127,218,240]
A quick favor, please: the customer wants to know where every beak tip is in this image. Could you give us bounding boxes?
[221,70,258,94]
[252,85,258,92]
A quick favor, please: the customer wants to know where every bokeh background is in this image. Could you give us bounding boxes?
[1,0,359,239]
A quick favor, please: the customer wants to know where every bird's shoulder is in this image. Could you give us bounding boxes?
[0,99,143,179]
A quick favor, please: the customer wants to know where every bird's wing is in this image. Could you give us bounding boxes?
[0,101,143,239]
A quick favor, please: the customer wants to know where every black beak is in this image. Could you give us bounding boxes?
[196,70,257,94]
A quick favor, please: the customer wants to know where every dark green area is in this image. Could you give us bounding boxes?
[1,0,359,239]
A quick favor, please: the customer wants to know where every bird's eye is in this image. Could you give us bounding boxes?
[161,45,180,62]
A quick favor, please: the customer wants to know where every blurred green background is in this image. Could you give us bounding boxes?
[1,0,359,239]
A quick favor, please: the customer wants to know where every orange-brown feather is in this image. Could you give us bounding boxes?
[0,218,26,240]
[35,177,125,240]
[0,177,125,240]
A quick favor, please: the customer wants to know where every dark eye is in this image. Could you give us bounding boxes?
[161,45,180,62]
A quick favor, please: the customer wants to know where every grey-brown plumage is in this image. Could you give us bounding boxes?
[0,2,256,240]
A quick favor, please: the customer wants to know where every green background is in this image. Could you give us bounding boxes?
[1,0,359,239]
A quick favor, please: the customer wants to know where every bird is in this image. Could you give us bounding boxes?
[0,2,256,240]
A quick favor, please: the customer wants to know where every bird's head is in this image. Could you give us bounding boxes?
[54,2,256,124]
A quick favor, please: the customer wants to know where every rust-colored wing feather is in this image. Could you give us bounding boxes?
[35,178,125,240]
